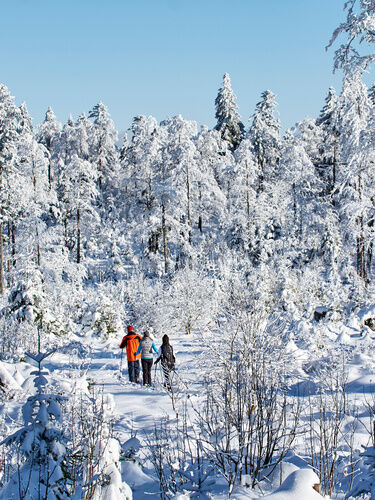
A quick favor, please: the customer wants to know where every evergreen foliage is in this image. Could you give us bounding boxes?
[214,73,244,150]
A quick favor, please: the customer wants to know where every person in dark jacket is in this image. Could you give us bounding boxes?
[135,331,159,386]
[155,334,175,391]
[120,325,142,383]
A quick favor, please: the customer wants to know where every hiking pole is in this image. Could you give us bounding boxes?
[120,349,124,376]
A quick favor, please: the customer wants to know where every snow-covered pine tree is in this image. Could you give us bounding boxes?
[316,87,339,196]
[0,351,68,500]
[120,115,163,275]
[328,0,375,72]
[334,71,373,283]
[214,73,244,150]
[249,90,281,192]
[88,102,119,203]
[74,112,91,160]
[61,154,98,264]
[280,141,326,267]
[228,137,258,252]
[36,107,62,188]
[0,85,30,296]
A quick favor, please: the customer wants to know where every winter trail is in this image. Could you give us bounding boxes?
[83,339,199,460]
[82,334,203,498]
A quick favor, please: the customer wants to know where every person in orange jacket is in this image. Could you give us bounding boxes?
[120,325,142,383]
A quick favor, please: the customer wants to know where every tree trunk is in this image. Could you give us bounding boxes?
[186,165,192,244]
[198,181,203,233]
[48,159,52,189]
[11,221,16,268]
[36,221,41,267]
[0,222,4,296]
[162,203,168,273]
[77,208,81,264]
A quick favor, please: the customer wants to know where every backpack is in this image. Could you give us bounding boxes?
[161,344,175,369]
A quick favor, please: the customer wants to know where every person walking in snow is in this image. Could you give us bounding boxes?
[135,331,159,386]
[155,334,175,391]
[120,325,142,383]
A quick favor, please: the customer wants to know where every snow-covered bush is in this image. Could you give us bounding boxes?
[63,386,132,499]
[0,351,69,500]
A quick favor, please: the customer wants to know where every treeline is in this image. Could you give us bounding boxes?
[0,70,374,356]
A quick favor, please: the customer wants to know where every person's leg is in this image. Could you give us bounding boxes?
[128,361,135,382]
[134,360,140,383]
[143,359,152,385]
[141,359,147,385]
[161,361,171,390]
[147,359,154,385]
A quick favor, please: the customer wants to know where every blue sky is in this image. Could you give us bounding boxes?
[0,0,357,133]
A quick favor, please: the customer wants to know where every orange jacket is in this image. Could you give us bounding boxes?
[120,333,142,361]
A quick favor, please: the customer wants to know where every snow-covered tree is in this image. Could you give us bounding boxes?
[316,87,339,195]
[36,107,61,187]
[249,90,281,192]
[0,351,68,500]
[214,73,244,150]
[61,154,98,263]
[328,0,375,72]
[88,102,119,200]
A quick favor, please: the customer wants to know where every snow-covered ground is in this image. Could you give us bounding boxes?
[2,313,375,499]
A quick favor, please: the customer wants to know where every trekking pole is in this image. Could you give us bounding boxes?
[173,367,189,390]
[120,349,123,375]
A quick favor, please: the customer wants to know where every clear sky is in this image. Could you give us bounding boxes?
[0,0,361,133]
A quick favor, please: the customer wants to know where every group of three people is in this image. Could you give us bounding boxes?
[120,325,175,389]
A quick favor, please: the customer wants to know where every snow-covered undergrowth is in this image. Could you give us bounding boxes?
[2,306,375,499]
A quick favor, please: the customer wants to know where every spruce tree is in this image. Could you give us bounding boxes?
[214,73,244,150]
[249,90,281,192]
[36,107,61,188]
[316,87,339,195]
[0,351,69,500]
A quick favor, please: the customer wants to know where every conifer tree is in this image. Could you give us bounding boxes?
[0,85,24,295]
[88,102,119,197]
[249,90,281,192]
[0,351,68,500]
[316,87,339,195]
[335,71,373,282]
[36,107,61,188]
[214,73,244,150]
[61,154,98,264]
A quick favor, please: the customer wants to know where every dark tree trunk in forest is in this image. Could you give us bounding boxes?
[356,176,368,283]
[162,203,168,273]
[198,181,203,233]
[186,165,192,244]
[11,221,16,268]
[0,222,4,296]
[77,208,81,264]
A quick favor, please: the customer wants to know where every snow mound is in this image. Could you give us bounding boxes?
[0,362,22,391]
[122,460,156,488]
[336,331,353,345]
[260,469,323,499]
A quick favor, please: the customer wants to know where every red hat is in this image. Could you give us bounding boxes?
[127,325,133,332]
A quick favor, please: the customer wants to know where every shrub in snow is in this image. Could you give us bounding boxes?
[146,412,215,500]
[0,350,69,500]
[90,286,124,340]
[0,271,65,360]
[347,445,375,499]
[64,386,132,499]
